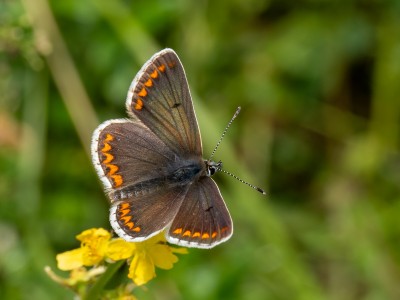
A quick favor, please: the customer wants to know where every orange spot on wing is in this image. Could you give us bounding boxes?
[120,203,130,210]
[105,134,113,142]
[150,69,158,78]
[144,79,153,87]
[120,216,132,224]
[134,98,143,110]
[138,87,147,97]
[183,230,191,237]
[211,232,217,238]
[119,208,130,217]
[102,152,113,164]
[168,61,176,68]
[192,232,200,238]
[113,174,123,187]
[132,227,141,232]
[107,164,119,175]
[158,64,166,72]
[202,233,210,239]
[173,228,182,234]
[220,227,229,233]
[101,142,111,152]
[100,133,124,187]
[126,222,134,230]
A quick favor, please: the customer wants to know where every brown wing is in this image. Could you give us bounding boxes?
[109,185,188,242]
[166,177,233,248]
[126,49,202,157]
[91,119,175,192]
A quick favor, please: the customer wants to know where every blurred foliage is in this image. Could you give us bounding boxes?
[1,0,400,299]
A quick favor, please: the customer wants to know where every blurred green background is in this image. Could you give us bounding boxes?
[2,0,400,299]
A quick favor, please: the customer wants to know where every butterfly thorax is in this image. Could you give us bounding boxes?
[166,163,203,187]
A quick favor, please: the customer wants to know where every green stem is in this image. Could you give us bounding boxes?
[84,260,125,300]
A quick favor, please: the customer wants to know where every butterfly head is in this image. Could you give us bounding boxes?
[205,160,222,177]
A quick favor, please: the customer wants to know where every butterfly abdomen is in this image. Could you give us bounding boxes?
[109,177,165,201]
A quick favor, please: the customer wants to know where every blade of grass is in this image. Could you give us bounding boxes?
[22,0,99,157]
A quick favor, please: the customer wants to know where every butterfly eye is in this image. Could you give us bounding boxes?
[205,160,223,176]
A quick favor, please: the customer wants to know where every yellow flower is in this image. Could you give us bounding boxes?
[126,232,188,286]
[106,238,136,261]
[54,228,188,287]
[57,228,111,270]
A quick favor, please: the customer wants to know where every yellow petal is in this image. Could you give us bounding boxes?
[143,231,166,245]
[76,228,111,266]
[170,246,189,254]
[56,248,84,271]
[106,239,136,261]
[148,244,178,270]
[81,247,105,266]
[69,266,106,284]
[77,228,111,243]
[128,252,155,286]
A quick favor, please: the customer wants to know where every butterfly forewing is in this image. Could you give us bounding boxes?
[126,49,202,157]
[92,119,176,191]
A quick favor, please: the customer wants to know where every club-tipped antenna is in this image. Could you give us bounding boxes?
[221,169,266,195]
[209,107,266,195]
[209,106,241,160]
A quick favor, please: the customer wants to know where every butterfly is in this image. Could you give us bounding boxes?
[92,49,263,249]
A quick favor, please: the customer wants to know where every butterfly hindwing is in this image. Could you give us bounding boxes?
[167,177,233,249]
[110,185,188,241]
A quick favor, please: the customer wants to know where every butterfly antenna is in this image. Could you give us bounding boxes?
[209,106,241,160]
[209,107,266,195]
[221,169,266,195]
